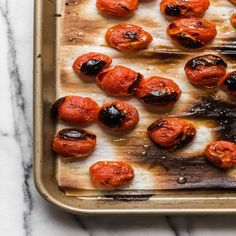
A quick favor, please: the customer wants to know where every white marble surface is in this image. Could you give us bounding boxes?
[0,0,236,235]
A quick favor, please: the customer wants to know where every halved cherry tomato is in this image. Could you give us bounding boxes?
[147,118,196,149]
[160,0,210,20]
[96,65,143,97]
[90,161,135,189]
[73,52,112,76]
[167,18,217,49]
[185,54,227,87]
[204,141,236,168]
[136,76,182,107]
[106,23,153,52]
[51,96,99,124]
[52,128,96,158]
[218,71,236,97]
[98,100,139,132]
[96,0,138,17]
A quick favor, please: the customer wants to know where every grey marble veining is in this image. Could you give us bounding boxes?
[0,0,236,235]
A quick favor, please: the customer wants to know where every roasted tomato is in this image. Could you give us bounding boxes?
[230,11,236,29]
[229,0,236,5]
[147,118,196,149]
[136,76,182,107]
[160,0,210,20]
[105,23,153,52]
[52,128,96,158]
[96,65,143,96]
[204,141,236,168]
[51,96,99,124]
[98,101,139,131]
[185,54,227,87]
[218,71,236,97]
[90,161,135,189]
[96,0,138,17]
[72,52,112,76]
[167,18,217,49]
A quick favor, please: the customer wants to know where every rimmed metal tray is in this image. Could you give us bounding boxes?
[34,0,236,214]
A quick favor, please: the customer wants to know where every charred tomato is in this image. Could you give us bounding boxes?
[105,23,153,52]
[204,141,236,168]
[96,65,143,97]
[72,52,112,76]
[98,101,139,132]
[96,0,138,17]
[185,54,227,87]
[147,118,196,149]
[218,71,236,97]
[51,96,99,124]
[136,76,182,107]
[90,161,135,189]
[160,0,210,20]
[167,18,217,49]
[52,128,96,158]
[230,10,236,29]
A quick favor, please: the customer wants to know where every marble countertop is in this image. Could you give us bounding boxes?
[0,0,236,235]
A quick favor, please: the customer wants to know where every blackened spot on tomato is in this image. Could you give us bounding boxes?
[175,133,195,149]
[141,91,178,105]
[124,31,138,42]
[165,4,181,17]
[185,55,227,70]
[98,104,126,128]
[128,73,143,94]
[59,128,96,140]
[175,33,203,49]
[81,59,106,76]
[51,97,66,117]
[147,120,167,132]
[224,72,236,91]
[196,21,207,29]
[118,3,130,12]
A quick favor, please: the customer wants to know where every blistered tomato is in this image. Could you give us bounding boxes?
[136,76,182,107]
[147,118,196,149]
[52,128,96,158]
[90,161,135,189]
[160,0,210,20]
[230,10,236,29]
[105,23,153,52]
[96,65,143,96]
[167,18,217,49]
[96,0,138,17]
[185,54,227,87]
[51,96,99,124]
[98,101,139,132]
[72,52,112,76]
[204,141,236,168]
[218,71,236,97]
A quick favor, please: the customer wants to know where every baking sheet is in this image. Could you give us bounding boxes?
[56,0,236,195]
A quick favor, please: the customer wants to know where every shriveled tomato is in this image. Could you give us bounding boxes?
[230,10,236,29]
[52,128,96,158]
[51,96,99,124]
[147,118,196,149]
[167,18,217,49]
[204,141,236,168]
[185,54,227,87]
[98,101,139,132]
[160,0,210,20]
[72,52,112,76]
[105,23,153,52]
[90,161,135,189]
[218,71,236,97]
[96,0,138,17]
[96,65,143,97]
[136,76,182,107]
